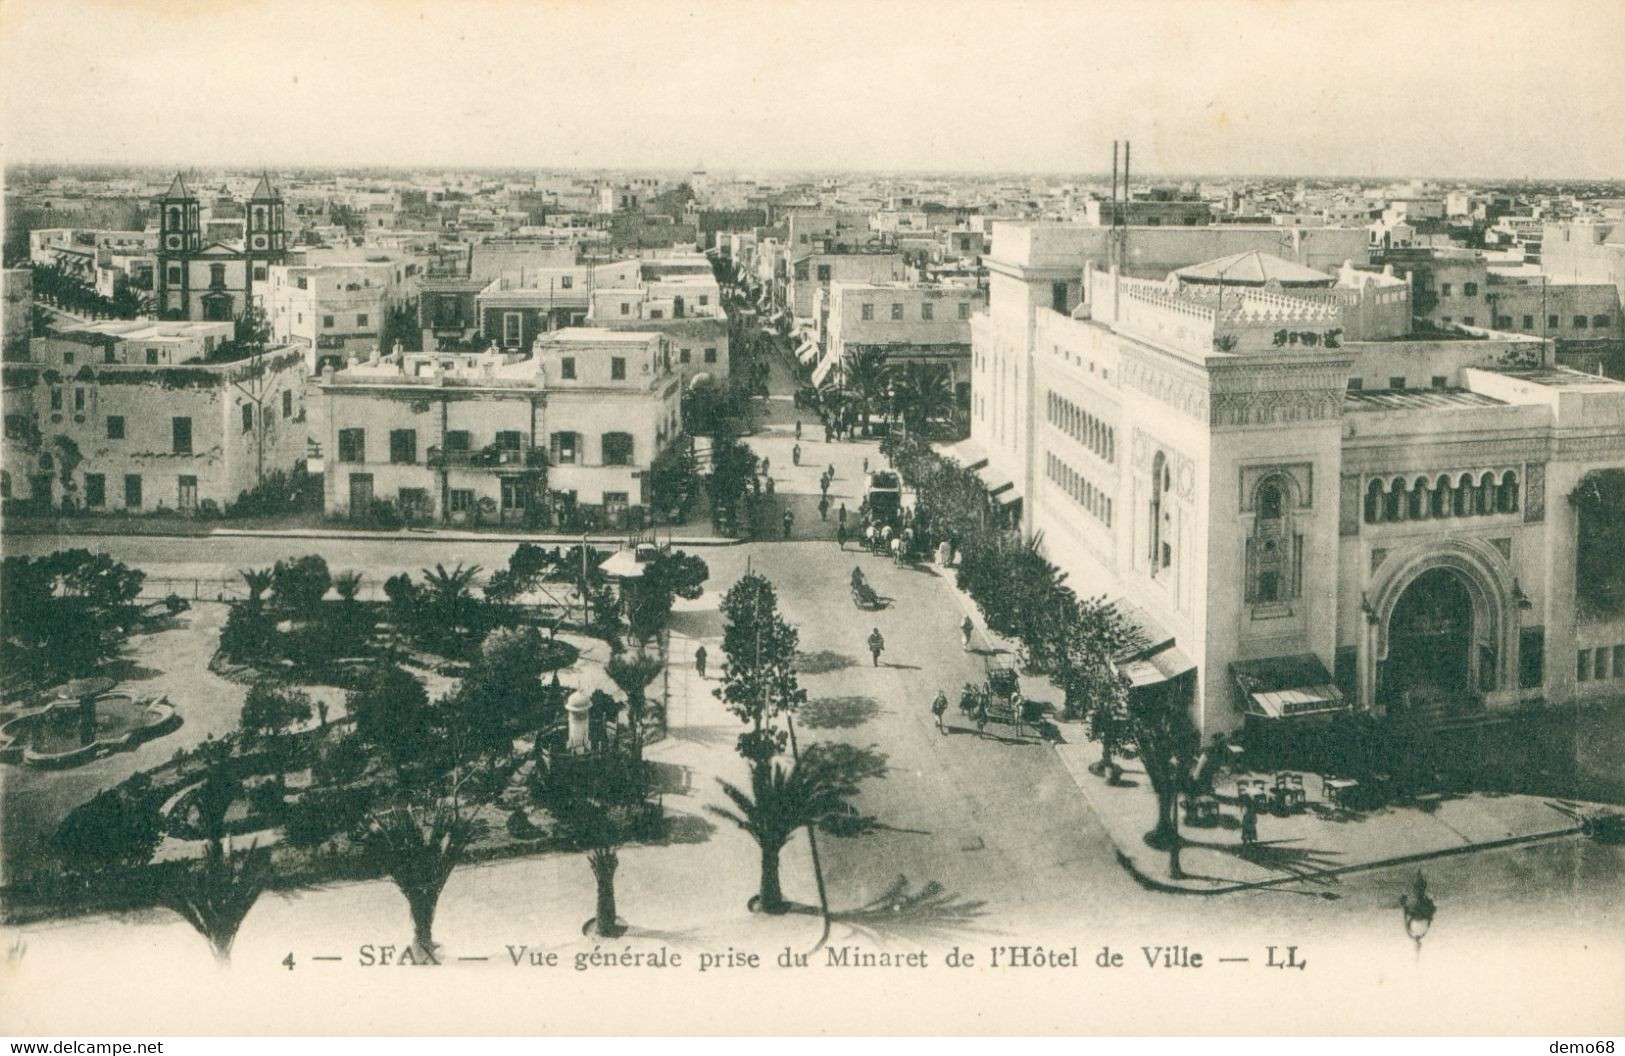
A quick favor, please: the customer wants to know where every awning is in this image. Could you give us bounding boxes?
[972,460,1011,491]
[1231,654,1346,719]
[795,341,818,364]
[937,437,988,471]
[810,352,839,388]
[1121,644,1197,689]
[1110,600,1193,688]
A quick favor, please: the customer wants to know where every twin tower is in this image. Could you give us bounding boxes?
[155,172,286,322]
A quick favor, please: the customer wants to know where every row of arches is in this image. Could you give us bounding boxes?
[1046,391,1116,464]
[1364,470,1519,524]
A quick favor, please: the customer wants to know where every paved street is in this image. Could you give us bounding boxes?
[5,346,1625,1033]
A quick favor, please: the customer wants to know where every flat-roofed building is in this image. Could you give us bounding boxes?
[967,223,1625,744]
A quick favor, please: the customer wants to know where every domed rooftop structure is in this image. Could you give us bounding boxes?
[1171,250,1335,289]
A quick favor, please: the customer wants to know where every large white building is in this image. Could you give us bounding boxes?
[965,221,1625,740]
[313,328,682,528]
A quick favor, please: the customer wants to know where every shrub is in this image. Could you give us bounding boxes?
[245,779,287,818]
[220,603,277,662]
[283,786,374,848]
[53,774,163,872]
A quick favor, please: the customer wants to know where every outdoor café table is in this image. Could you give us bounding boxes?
[1322,775,1360,808]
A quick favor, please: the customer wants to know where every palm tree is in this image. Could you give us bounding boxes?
[160,841,271,966]
[708,755,849,914]
[364,800,473,960]
[843,348,890,437]
[332,570,363,602]
[238,567,272,604]
[606,650,664,772]
[419,563,482,640]
[896,361,953,437]
[553,793,629,937]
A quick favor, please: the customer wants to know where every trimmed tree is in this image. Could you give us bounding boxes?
[712,573,808,912]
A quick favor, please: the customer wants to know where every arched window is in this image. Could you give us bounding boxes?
[1150,451,1168,572]
[1383,478,1403,521]
[1431,474,1450,517]
[1247,475,1301,606]
[1259,481,1283,521]
[1408,477,1428,520]
[1453,473,1472,516]
[1497,470,1519,513]
[1476,471,1495,515]
[1366,478,1384,523]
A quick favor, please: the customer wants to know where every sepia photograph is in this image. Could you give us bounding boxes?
[1,0,1623,1039]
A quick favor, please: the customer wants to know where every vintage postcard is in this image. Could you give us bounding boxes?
[2,0,1623,1037]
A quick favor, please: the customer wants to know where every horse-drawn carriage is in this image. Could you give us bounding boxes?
[959,661,1044,737]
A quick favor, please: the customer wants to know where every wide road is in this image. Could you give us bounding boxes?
[6,344,1623,1032]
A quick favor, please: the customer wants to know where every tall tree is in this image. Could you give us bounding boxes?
[843,347,890,437]
[606,650,664,771]
[363,800,473,960]
[708,751,849,914]
[715,573,806,770]
[1125,683,1202,879]
[896,361,953,436]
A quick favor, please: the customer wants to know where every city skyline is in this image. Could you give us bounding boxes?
[3,0,1622,180]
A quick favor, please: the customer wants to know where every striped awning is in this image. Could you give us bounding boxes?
[795,341,818,364]
[1121,644,1197,689]
[810,352,839,388]
[1231,654,1347,719]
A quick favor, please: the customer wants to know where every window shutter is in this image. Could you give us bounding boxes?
[1244,538,1258,603]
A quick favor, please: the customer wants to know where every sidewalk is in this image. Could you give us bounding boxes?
[1052,726,1586,894]
[921,533,1592,894]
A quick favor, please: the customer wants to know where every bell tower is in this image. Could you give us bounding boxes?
[157,173,201,318]
[247,172,286,261]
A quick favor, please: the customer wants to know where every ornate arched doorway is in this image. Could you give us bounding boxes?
[1383,568,1475,713]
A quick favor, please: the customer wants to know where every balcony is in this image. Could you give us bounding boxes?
[426,444,548,470]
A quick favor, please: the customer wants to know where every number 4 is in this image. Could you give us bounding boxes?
[283,952,296,971]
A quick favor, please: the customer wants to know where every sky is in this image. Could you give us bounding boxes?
[1,0,1622,180]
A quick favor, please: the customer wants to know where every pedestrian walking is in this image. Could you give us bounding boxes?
[795,419,802,440]
[973,696,989,738]
[838,503,847,525]
[792,444,801,466]
[931,690,949,734]
[824,425,833,443]
[762,456,770,476]
[961,615,974,651]
[1241,801,1259,850]
[694,644,708,680]
[826,463,835,481]
[863,456,870,474]
[836,522,848,549]
[820,476,830,498]
[782,508,794,539]
[867,627,885,667]
[818,495,830,521]
[765,476,775,496]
